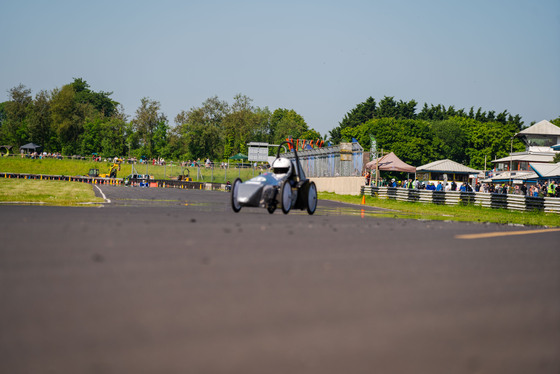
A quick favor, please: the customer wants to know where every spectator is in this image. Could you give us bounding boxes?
[548,181,556,197]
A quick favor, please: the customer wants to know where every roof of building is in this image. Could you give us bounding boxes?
[417,159,479,174]
[481,171,539,183]
[530,163,560,178]
[492,153,555,163]
[518,120,560,136]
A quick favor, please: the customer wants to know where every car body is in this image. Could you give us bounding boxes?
[231,141,318,215]
[123,174,151,187]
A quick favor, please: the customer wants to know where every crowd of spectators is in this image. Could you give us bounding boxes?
[21,151,63,159]
[365,173,560,198]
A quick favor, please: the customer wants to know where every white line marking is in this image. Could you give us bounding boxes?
[94,185,111,203]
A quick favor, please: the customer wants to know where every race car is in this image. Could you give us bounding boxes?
[230,141,317,215]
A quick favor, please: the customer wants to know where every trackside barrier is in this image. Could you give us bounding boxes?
[151,179,226,190]
[0,172,124,185]
[0,173,227,191]
[362,186,560,214]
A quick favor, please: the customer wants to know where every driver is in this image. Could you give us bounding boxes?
[271,158,292,177]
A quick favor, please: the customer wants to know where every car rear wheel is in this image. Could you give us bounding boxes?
[306,181,317,215]
[281,180,292,214]
[231,178,242,213]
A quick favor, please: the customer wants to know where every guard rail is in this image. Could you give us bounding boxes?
[361,186,560,214]
[1,172,227,191]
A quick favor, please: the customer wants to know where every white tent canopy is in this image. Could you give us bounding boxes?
[417,159,479,174]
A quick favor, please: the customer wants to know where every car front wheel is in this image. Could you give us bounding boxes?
[231,178,242,213]
[281,180,292,214]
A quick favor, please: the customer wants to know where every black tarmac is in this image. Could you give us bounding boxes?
[1,186,559,373]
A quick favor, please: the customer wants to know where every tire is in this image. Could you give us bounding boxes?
[306,181,318,215]
[231,178,242,213]
[281,180,292,214]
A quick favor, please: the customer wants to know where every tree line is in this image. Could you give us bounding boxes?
[1,79,558,169]
[331,96,559,170]
[0,78,320,161]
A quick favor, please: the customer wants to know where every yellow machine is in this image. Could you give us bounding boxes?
[99,159,122,178]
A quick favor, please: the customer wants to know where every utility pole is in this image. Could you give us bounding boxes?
[509,135,514,188]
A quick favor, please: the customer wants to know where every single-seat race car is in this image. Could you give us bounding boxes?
[231,141,318,215]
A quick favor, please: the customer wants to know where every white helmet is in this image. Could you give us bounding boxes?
[272,157,292,175]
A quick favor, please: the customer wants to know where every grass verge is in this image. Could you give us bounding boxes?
[0,156,258,182]
[319,192,560,227]
[0,179,104,206]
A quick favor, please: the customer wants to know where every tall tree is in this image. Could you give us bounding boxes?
[270,108,309,145]
[251,106,272,143]
[330,96,376,143]
[430,119,468,164]
[376,96,399,118]
[151,121,170,159]
[80,117,103,156]
[50,84,87,154]
[396,99,417,119]
[132,97,167,158]
[1,84,32,146]
[71,78,118,117]
[223,94,264,156]
[340,117,437,166]
[0,102,6,129]
[28,90,53,149]
[418,103,446,121]
[175,96,229,160]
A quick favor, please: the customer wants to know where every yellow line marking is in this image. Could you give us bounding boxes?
[456,228,560,240]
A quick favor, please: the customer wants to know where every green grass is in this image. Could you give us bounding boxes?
[0,179,104,206]
[0,156,259,182]
[319,192,560,227]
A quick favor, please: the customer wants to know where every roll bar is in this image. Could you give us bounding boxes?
[275,140,305,181]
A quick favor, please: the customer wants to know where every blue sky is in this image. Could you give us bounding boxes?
[1,0,559,136]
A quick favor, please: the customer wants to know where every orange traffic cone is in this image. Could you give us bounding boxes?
[361,195,365,205]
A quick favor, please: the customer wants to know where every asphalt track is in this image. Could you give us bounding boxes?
[1,186,559,374]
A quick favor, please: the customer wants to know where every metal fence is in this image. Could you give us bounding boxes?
[284,143,364,178]
[362,186,560,214]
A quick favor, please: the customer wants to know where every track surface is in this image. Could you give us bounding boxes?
[1,186,559,373]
